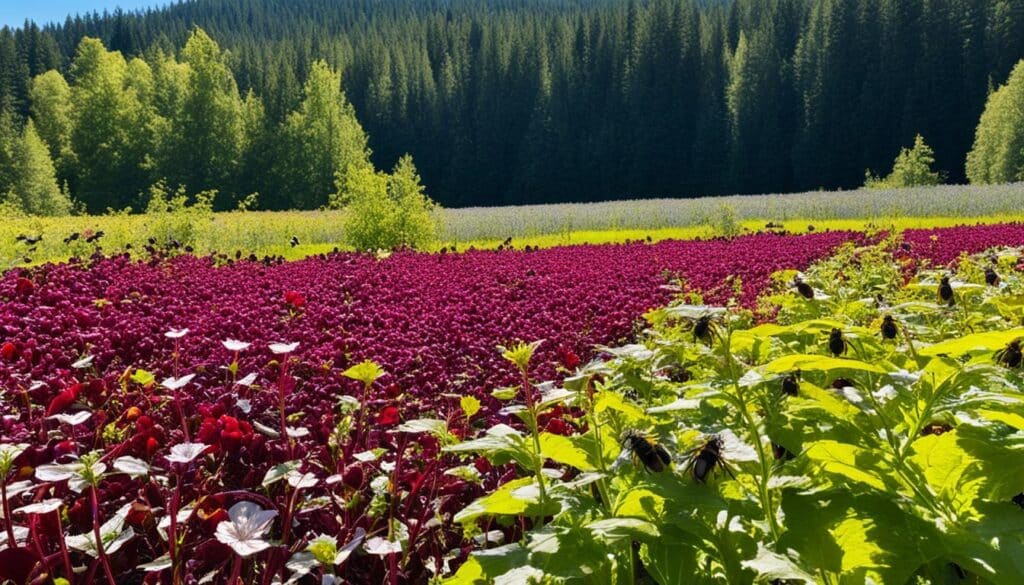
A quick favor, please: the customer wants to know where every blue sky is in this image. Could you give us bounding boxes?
[1,1,165,28]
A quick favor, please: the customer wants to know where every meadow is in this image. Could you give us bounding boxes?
[3,183,1023,266]
[2,222,1024,584]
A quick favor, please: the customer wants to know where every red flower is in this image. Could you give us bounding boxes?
[145,437,161,457]
[14,277,34,296]
[284,290,306,309]
[544,418,572,436]
[197,414,254,454]
[559,347,581,370]
[0,342,16,361]
[377,405,400,425]
[46,383,83,416]
[341,464,364,489]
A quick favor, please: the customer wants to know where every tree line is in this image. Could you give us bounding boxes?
[0,0,1023,212]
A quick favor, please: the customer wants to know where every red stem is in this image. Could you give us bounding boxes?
[53,510,74,584]
[28,516,51,575]
[174,390,191,443]
[227,555,243,585]
[90,486,117,585]
[169,477,181,585]
[1,480,15,549]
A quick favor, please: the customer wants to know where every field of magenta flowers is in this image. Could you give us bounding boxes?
[1,223,1024,584]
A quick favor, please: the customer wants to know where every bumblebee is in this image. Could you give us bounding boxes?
[781,370,800,397]
[985,267,1000,287]
[1013,492,1024,508]
[793,278,815,300]
[771,442,795,462]
[831,378,856,390]
[828,328,847,356]
[938,275,955,306]
[621,430,672,473]
[880,315,898,340]
[921,422,952,436]
[995,339,1023,369]
[684,435,733,484]
[692,315,719,345]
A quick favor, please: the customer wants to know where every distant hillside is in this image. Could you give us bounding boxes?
[1,0,1023,207]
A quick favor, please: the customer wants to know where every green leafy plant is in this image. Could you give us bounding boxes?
[444,242,1024,584]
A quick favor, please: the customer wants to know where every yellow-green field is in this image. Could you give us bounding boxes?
[3,211,1022,267]
[3,182,1023,266]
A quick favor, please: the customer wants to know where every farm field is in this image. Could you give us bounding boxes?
[2,222,1024,583]
[3,183,1023,266]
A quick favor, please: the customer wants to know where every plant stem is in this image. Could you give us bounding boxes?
[169,476,181,584]
[227,555,243,585]
[1,479,16,549]
[90,486,118,585]
[520,369,548,528]
[54,510,74,584]
[724,328,781,541]
[172,388,191,443]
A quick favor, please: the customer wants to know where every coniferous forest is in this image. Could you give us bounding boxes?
[0,0,1023,211]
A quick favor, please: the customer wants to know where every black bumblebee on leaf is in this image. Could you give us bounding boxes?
[621,430,672,473]
[985,267,1000,286]
[684,434,734,484]
[880,315,898,340]
[771,442,795,462]
[793,277,815,300]
[781,370,800,397]
[938,275,955,306]
[692,315,717,345]
[995,339,1023,369]
[828,328,847,356]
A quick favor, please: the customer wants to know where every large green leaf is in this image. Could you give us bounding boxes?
[454,477,559,524]
[908,432,984,515]
[638,524,704,585]
[539,433,597,471]
[763,354,886,375]
[779,491,941,585]
[919,327,1024,358]
[802,440,891,492]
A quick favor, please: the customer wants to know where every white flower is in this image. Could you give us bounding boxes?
[236,373,258,387]
[215,501,278,557]
[14,499,64,515]
[36,458,107,493]
[223,339,251,352]
[236,398,253,414]
[161,374,196,391]
[157,506,193,541]
[364,535,403,556]
[872,384,899,404]
[66,504,134,557]
[285,426,310,439]
[269,342,300,355]
[165,328,189,339]
[165,443,210,464]
[285,470,319,490]
[47,411,92,426]
[112,456,151,477]
[71,355,94,369]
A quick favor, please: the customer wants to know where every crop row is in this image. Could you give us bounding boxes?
[0,224,1023,583]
